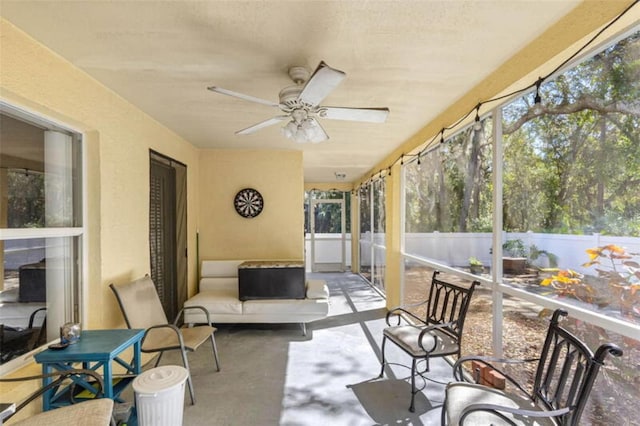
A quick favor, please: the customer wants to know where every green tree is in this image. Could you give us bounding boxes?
[7,170,45,228]
[502,31,640,235]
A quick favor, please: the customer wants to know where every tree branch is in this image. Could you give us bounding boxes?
[504,95,640,134]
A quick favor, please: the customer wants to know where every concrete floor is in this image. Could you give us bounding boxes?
[152,273,454,425]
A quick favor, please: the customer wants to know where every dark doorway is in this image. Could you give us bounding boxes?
[149,151,187,321]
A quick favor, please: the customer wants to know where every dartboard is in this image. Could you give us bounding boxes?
[234,188,264,218]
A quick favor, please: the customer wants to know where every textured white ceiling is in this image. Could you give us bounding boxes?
[1,0,583,182]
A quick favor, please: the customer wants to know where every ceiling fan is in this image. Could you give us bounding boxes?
[207,61,389,143]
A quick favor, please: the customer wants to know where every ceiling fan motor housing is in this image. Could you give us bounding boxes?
[279,85,305,109]
[288,66,310,85]
[279,66,313,111]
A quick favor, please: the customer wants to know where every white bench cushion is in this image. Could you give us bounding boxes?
[306,279,329,299]
[244,299,329,316]
[184,288,242,315]
[200,277,238,292]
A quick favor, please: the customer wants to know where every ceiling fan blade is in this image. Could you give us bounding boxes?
[235,116,289,135]
[298,61,346,107]
[207,86,279,108]
[320,107,390,123]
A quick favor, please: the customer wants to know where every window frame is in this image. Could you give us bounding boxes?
[0,102,86,374]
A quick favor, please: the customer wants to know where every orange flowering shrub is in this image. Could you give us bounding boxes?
[540,244,640,319]
[541,269,595,303]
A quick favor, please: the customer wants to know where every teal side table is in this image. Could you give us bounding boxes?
[34,329,144,411]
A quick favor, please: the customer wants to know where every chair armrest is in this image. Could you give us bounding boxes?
[384,313,456,353]
[417,321,457,352]
[0,369,105,421]
[385,296,436,325]
[144,323,186,349]
[459,402,570,425]
[385,307,427,326]
[452,355,539,397]
[173,305,212,326]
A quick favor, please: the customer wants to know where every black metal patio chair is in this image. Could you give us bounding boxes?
[442,309,623,425]
[377,270,480,412]
[0,307,47,363]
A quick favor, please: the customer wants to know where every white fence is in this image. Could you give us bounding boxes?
[404,231,640,274]
[304,233,352,272]
[304,231,640,275]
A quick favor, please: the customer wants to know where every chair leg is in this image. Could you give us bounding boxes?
[300,323,307,336]
[180,348,196,405]
[210,333,221,372]
[441,387,448,425]
[377,335,387,379]
[154,351,164,367]
[409,358,417,412]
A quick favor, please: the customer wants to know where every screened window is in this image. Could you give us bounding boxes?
[358,179,387,291]
[372,179,386,290]
[400,28,640,424]
[404,115,493,272]
[501,31,640,326]
[359,186,372,281]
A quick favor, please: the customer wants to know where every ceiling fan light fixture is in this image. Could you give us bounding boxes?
[293,126,309,144]
[305,119,327,143]
[282,119,307,143]
[282,117,325,144]
[301,117,316,131]
[281,118,310,143]
[282,120,298,139]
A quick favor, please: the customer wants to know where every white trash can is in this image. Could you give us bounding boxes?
[133,365,189,426]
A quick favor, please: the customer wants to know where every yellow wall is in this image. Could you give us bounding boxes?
[0,17,204,421]
[0,18,201,330]
[198,149,304,263]
[384,164,402,308]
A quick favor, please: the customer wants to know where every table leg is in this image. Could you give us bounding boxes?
[133,340,142,374]
[102,361,113,399]
[41,364,52,411]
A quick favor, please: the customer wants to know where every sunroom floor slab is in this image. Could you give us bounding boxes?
[159,272,454,425]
